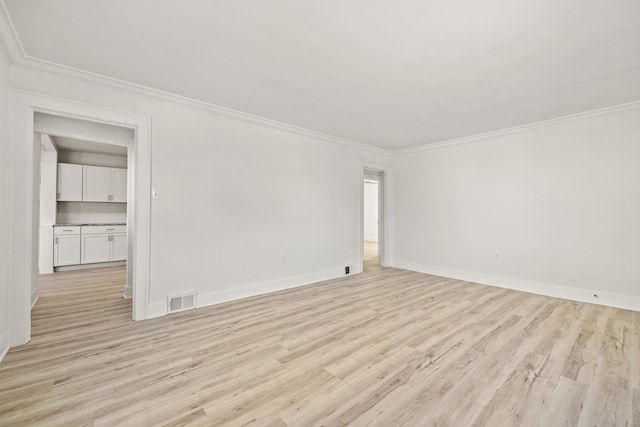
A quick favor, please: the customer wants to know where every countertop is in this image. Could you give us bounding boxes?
[54,223,126,226]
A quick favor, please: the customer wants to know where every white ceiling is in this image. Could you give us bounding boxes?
[5,0,640,151]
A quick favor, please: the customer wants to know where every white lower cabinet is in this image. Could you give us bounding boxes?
[81,225,127,264]
[53,226,81,266]
[54,235,81,266]
[112,234,127,261]
[81,234,111,264]
[54,225,126,267]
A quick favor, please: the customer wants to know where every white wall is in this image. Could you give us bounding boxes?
[391,104,640,310]
[0,50,10,359]
[10,66,388,317]
[364,181,378,241]
[56,202,126,224]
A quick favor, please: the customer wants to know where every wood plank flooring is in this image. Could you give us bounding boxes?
[0,245,638,426]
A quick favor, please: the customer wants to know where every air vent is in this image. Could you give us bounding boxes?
[167,292,197,314]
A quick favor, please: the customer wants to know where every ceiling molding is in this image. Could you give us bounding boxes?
[392,100,640,156]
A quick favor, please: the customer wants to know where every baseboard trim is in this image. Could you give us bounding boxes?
[147,267,348,319]
[31,284,39,308]
[55,261,126,272]
[0,331,9,363]
[392,260,640,312]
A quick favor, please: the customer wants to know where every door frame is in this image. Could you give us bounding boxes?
[8,90,152,347]
[359,165,389,271]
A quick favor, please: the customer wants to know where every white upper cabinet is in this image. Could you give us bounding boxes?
[82,165,127,203]
[83,165,112,202]
[111,168,128,203]
[57,163,83,201]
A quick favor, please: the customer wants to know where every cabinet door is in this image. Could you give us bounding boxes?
[81,234,111,264]
[111,168,128,203]
[57,163,83,201]
[111,234,127,261]
[83,165,111,202]
[53,235,81,266]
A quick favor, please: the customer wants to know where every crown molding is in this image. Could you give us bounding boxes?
[392,100,640,156]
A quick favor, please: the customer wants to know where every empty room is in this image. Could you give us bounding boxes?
[1,1,639,426]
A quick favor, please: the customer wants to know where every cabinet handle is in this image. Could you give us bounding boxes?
[106,228,115,231]
[63,229,73,231]
[55,237,58,244]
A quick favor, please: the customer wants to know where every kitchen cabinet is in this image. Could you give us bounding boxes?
[53,226,81,266]
[112,234,127,261]
[82,165,127,202]
[111,168,128,203]
[81,225,127,264]
[57,163,83,201]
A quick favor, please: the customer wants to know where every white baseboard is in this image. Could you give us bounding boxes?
[31,286,39,309]
[55,260,126,272]
[0,331,9,363]
[392,260,640,312]
[147,267,349,319]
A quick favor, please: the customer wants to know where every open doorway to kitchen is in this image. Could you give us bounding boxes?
[33,113,132,335]
[363,168,385,272]
[8,91,151,348]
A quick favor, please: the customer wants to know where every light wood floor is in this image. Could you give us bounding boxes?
[1,253,638,426]
[363,241,380,272]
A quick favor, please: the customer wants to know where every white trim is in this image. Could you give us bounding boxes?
[148,267,347,319]
[393,260,640,312]
[54,261,126,272]
[8,90,152,346]
[392,100,640,155]
[0,331,8,363]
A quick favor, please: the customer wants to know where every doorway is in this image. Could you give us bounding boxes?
[8,91,152,347]
[33,115,132,329]
[362,168,385,272]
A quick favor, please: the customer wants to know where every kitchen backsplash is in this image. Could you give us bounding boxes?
[56,202,127,224]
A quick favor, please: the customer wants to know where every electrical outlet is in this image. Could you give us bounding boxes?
[345,266,350,275]
[494,252,499,262]
[280,254,287,262]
